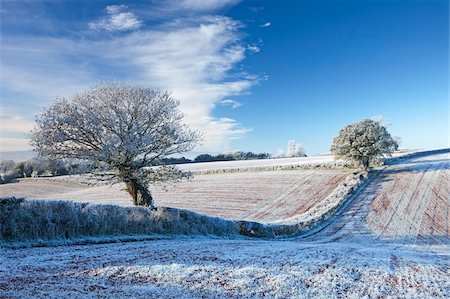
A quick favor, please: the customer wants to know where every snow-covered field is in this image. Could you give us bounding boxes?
[152,169,350,221]
[176,155,337,172]
[1,238,449,298]
[174,150,417,172]
[0,169,352,222]
[303,152,450,245]
[1,151,449,298]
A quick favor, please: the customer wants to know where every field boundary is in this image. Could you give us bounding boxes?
[1,168,370,247]
[192,160,358,175]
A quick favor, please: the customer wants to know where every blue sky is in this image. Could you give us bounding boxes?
[0,0,448,157]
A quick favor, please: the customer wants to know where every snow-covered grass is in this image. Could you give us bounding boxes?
[0,198,241,244]
[1,238,448,298]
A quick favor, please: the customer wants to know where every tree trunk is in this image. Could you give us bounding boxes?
[125,179,154,208]
[362,157,369,171]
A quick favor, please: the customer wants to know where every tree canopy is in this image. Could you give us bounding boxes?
[331,119,398,170]
[31,82,200,207]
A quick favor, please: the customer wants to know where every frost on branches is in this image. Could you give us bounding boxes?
[286,140,306,157]
[330,119,398,170]
[278,140,306,158]
[31,83,200,207]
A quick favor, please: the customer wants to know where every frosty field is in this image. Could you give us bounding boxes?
[1,238,449,298]
[0,155,354,222]
[1,151,449,298]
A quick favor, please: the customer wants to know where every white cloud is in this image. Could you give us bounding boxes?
[0,108,34,152]
[0,137,32,152]
[0,114,34,133]
[106,4,127,15]
[259,22,271,28]
[89,5,142,32]
[108,16,259,151]
[0,3,260,153]
[197,117,252,150]
[219,99,243,109]
[247,44,260,53]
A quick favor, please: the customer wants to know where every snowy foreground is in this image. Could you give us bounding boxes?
[1,238,449,298]
[1,150,449,298]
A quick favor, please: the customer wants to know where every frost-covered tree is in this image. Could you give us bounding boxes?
[31,83,200,207]
[286,140,306,157]
[331,119,398,170]
[0,160,15,175]
[0,160,18,183]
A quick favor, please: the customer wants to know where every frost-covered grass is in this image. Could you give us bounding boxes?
[1,238,448,298]
[0,198,241,244]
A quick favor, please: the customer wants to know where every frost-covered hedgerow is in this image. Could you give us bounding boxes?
[0,168,370,245]
[0,197,238,243]
[194,160,357,175]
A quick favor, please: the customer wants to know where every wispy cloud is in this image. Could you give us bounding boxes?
[248,6,264,13]
[259,22,271,28]
[0,137,32,152]
[0,113,34,134]
[247,44,261,53]
[0,110,34,151]
[168,0,240,12]
[89,5,142,32]
[219,99,243,109]
[0,1,260,153]
[111,15,258,150]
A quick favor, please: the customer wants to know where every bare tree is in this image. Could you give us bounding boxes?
[331,119,398,170]
[31,83,200,207]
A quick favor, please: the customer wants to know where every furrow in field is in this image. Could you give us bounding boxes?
[303,152,450,245]
[152,170,350,221]
[245,171,347,222]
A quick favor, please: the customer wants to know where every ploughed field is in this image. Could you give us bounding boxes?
[0,157,352,223]
[151,170,348,222]
[303,152,450,245]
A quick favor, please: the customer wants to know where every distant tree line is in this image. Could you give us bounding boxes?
[194,151,271,162]
[153,151,271,165]
[0,151,272,184]
[0,158,94,184]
